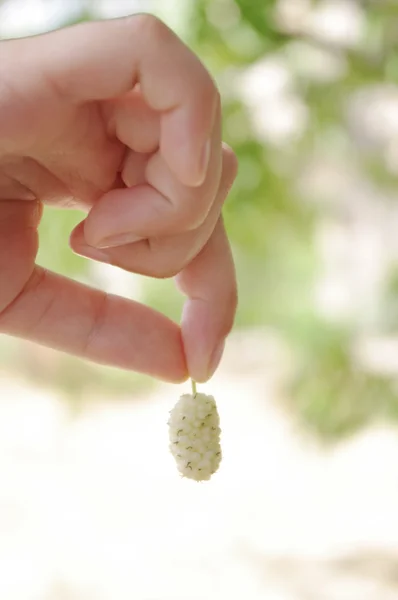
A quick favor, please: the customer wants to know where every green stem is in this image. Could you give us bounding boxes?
[191,379,197,397]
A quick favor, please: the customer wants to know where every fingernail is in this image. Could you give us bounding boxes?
[207,339,225,379]
[95,233,143,249]
[196,139,211,185]
[75,244,111,263]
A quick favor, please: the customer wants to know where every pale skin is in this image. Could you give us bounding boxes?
[0,15,238,384]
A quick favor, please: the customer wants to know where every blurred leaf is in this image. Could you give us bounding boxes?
[37,207,88,278]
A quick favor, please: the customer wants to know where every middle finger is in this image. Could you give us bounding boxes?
[82,102,222,249]
[70,144,235,279]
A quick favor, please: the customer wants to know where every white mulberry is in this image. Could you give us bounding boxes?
[168,389,222,482]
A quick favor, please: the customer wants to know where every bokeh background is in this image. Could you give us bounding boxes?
[1,1,398,599]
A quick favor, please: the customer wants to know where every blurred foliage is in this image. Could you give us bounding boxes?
[2,0,398,436]
[288,320,398,441]
[37,208,88,277]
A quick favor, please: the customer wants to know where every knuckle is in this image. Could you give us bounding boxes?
[0,265,45,327]
[129,13,170,42]
[81,291,109,356]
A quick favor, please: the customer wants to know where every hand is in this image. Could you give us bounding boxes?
[0,15,238,383]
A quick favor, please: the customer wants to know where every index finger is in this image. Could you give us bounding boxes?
[176,217,238,383]
[31,15,219,186]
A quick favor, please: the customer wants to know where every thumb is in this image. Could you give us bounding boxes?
[0,265,188,382]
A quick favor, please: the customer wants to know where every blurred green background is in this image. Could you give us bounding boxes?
[1,0,398,440]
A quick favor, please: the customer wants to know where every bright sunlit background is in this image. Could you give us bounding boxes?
[1,0,398,599]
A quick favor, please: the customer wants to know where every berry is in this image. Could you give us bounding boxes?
[168,383,222,482]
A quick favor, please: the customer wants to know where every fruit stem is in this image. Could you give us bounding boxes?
[191,379,197,397]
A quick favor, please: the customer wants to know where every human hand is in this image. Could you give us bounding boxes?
[0,15,237,383]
